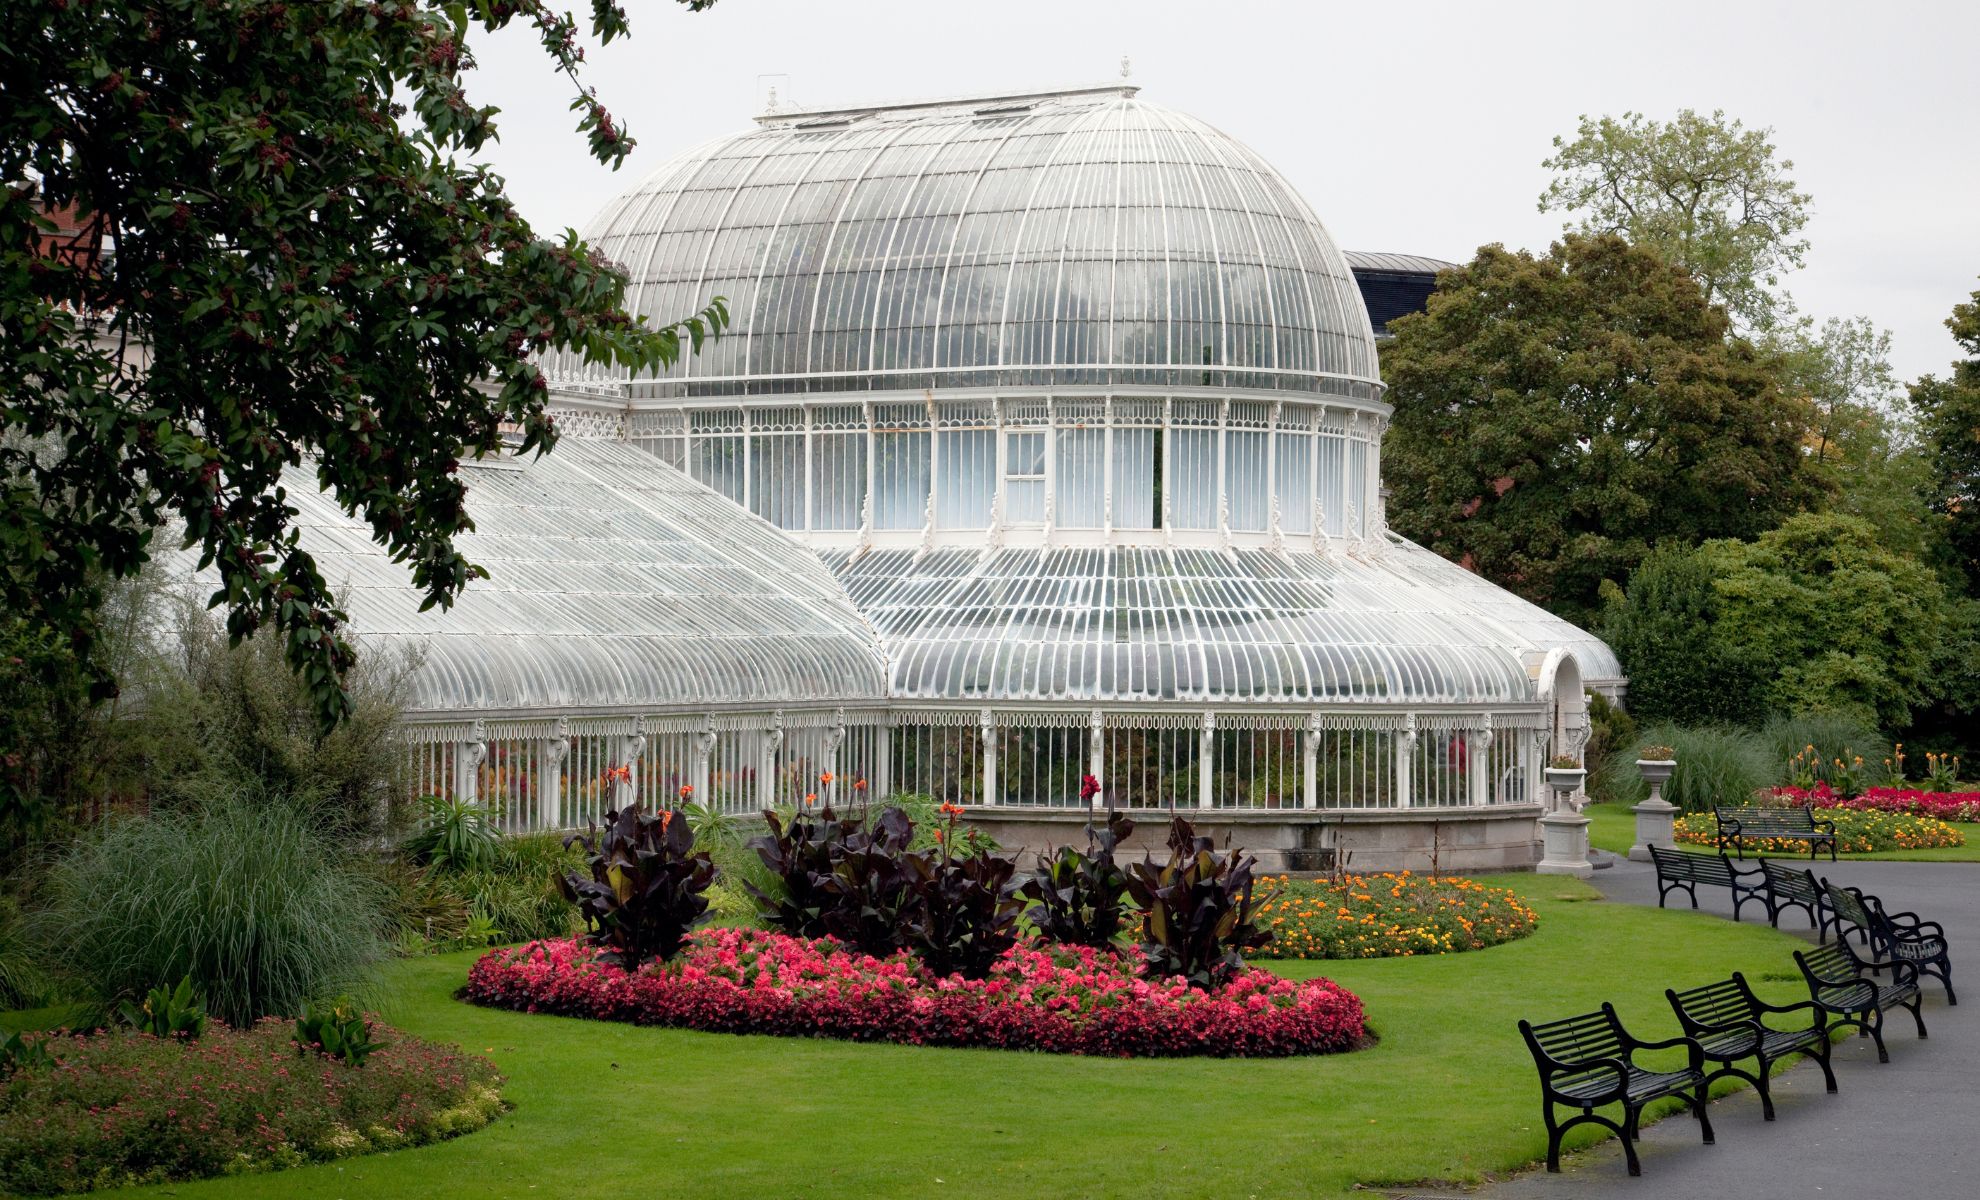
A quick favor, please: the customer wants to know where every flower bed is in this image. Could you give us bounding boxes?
[0,1021,503,1197]
[1771,784,1980,823]
[1245,873,1539,959]
[1675,806,1966,855]
[464,930,1367,1058]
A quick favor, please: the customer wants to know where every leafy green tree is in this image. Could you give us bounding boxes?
[0,0,727,779]
[1595,548,1768,728]
[1910,281,1980,588]
[1541,109,1812,331]
[1602,514,1956,732]
[1381,233,1823,625]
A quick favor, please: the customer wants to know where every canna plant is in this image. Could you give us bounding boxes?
[1124,816,1275,991]
[902,803,1024,979]
[293,998,386,1067]
[403,793,499,874]
[1019,808,1136,948]
[560,804,717,970]
[119,976,208,1040]
[744,803,870,939]
[814,807,921,959]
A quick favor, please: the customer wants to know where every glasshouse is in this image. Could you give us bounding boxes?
[265,83,1624,870]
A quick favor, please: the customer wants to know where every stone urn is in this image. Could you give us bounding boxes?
[1628,758,1679,862]
[1536,764,1592,878]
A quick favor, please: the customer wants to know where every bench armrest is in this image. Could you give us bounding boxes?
[1811,816,1837,835]
[1875,905,1944,937]
[1624,1033,1706,1072]
[1750,996,1825,1020]
[1537,1055,1630,1099]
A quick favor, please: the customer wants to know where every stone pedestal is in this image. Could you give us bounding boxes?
[1628,759,1678,863]
[1536,811,1594,878]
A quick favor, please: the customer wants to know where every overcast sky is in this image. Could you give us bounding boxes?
[465,0,1979,384]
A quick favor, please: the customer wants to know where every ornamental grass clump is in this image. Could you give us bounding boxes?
[1247,873,1539,960]
[1675,807,1965,854]
[560,804,717,970]
[0,1022,503,1196]
[31,795,387,1028]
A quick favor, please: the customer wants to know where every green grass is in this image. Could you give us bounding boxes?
[1585,802,1980,862]
[17,874,1823,1200]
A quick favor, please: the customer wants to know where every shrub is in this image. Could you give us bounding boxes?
[465,931,1367,1059]
[123,602,414,838]
[119,976,207,1041]
[1019,809,1135,948]
[1583,692,1638,800]
[1,1030,55,1077]
[0,1022,502,1195]
[440,833,582,945]
[1123,816,1274,990]
[31,795,387,1027]
[1675,807,1965,854]
[1248,873,1540,959]
[293,998,385,1067]
[402,793,498,873]
[560,804,716,970]
[1599,724,1772,812]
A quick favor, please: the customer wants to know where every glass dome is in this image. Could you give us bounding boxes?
[549,84,1380,401]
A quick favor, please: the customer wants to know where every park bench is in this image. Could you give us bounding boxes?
[1713,805,1837,861]
[1519,1003,1715,1177]
[1822,880,1956,1005]
[1648,845,1770,921]
[1666,972,1838,1121]
[1759,860,1835,941]
[1794,940,1926,1063]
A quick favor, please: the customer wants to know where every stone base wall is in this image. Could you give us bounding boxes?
[963,804,1544,875]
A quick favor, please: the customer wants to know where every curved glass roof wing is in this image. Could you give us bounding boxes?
[820,545,1538,704]
[552,85,1381,401]
[184,442,888,716]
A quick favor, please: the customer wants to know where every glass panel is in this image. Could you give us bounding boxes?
[690,434,744,505]
[1055,426,1105,529]
[873,430,930,530]
[1274,431,1312,534]
[748,434,805,529]
[1226,430,1268,532]
[936,429,993,529]
[810,431,866,530]
[1317,434,1346,537]
[1111,428,1156,530]
[1170,429,1217,530]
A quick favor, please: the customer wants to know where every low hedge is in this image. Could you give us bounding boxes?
[1245,873,1539,959]
[0,1021,503,1196]
[1675,806,1966,855]
[465,930,1367,1058]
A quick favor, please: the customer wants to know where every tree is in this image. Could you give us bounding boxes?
[1380,233,1824,626]
[0,0,727,774]
[1541,109,1812,331]
[1910,281,1980,588]
[1602,514,1956,733]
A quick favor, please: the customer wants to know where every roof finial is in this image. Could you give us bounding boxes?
[1119,55,1132,79]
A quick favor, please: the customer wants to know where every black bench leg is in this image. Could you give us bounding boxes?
[1939,963,1957,1006]
[1909,996,1928,1039]
[1811,1037,1839,1093]
[1752,1060,1777,1120]
[1620,1107,1644,1177]
[1687,1085,1716,1145]
[1543,1106,1563,1173]
[1868,1010,1891,1063]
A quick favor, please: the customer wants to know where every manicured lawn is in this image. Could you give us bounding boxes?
[54,874,1818,1200]
[1584,802,1980,863]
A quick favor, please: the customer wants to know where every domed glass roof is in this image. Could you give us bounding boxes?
[179,441,889,716]
[553,84,1380,400]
